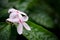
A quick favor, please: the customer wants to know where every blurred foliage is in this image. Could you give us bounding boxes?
[0,23,11,40]
[0,0,60,40]
[23,21,58,40]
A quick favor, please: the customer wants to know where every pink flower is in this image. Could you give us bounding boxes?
[6,8,31,35]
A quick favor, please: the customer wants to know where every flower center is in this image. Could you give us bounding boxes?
[16,10,23,24]
[17,11,19,13]
[19,19,22,23]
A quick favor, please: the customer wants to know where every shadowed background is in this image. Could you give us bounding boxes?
[0,0,60,40]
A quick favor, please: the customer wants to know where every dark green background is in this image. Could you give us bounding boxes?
[0,0,60,40]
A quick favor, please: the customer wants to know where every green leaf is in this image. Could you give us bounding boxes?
[26,0,53,14]
[0,22,7,29]
[0,0,8,8]
[0,22,18,40]
[15,0,33,11]
[9,25,17,40]
[23,21,58,40]
[0,9,9,22]
[29,12,54,28]
[8,0,17,2]
[0,24,11,40]
[25,0,54,28]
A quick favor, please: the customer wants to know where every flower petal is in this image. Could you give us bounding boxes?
[9,13,17,19]
[20,12,26,16]
[22,15,28,21]
[19,12,28,21]
[6,18,19,23]
[8,8,16,13]
[22,22,31,30]
[17,23,23,35]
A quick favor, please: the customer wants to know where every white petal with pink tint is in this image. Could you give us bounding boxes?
[7,8,31,35]
[20,12,28,21]
[9,13,18,19]
[20,12,26,16]
[17,23,23,35]
[8,8,16,13]
[22,15,28,21]
[22,22,31,30]
[6,18,19,23]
